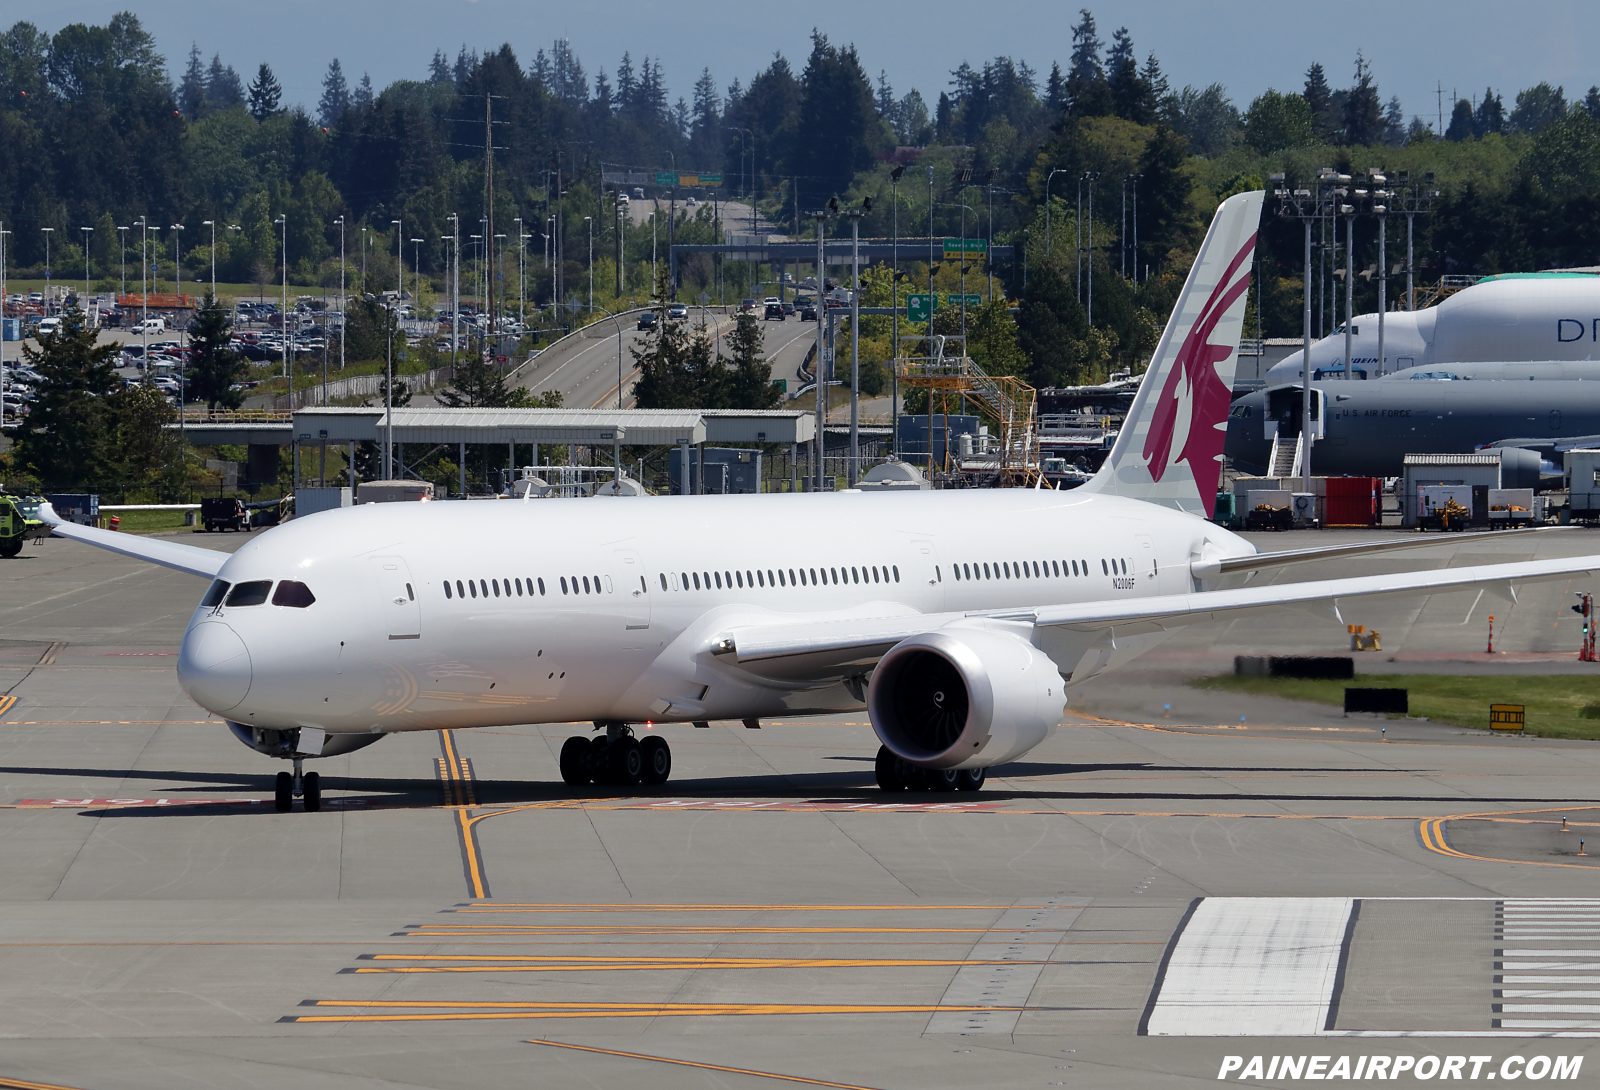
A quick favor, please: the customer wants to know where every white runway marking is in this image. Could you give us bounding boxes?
[1141,897,1356,1036]
[1496,900,1600,1031]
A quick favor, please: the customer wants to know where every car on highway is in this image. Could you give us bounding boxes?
[667,304,688,320]
[740,298,756,312]
[800,305,818,321]
[636,311,659,332]
[763,303,785,321]
[781,302,796,316]
[632,187,645,199]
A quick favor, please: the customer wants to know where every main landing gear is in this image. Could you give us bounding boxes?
[274,757,321,812]
[560,724,672,787]
[874,745,985,793]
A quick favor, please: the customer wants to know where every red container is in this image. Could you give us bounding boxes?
[1324,476,1379,527]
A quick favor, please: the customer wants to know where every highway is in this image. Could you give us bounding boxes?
[508,307,820,410]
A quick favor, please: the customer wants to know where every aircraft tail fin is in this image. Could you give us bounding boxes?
[1079,190,1264,517]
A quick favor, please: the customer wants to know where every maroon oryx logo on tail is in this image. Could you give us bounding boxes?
[1141,234,1257,507]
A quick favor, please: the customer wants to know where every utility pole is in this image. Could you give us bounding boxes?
[335,217,345,372]
[846,199,870,484]
[484,93,495,358]
[890,164,903,440]
[813,208,830,492]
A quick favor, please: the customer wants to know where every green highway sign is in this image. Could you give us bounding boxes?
[906,293,939,322]
[654,171,678,186]
[946,293,982,306]
[654,171,724,187]
[942,238,988,258]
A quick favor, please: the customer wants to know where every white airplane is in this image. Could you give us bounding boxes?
[40,192,1597,812]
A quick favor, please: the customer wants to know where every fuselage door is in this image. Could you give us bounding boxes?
[371,556,421,639]
[615,548,650,630]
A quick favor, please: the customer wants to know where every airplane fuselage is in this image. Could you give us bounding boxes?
[178,490,1247,736]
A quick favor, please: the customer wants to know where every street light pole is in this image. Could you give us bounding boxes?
[388,219,400,480]
[135,218,147,374]
[584,216,593,313]
[202,220,215,299]
[813,209,829,493]
[40,228,52,314]
[117,226,127,295]
[81,226,92,300]
[334,217,345,371]
[170,222,184,355]
[1045,168,1067,257]
[847,202,869,484]
[447,214,459,370]
[890,165,904,439]
[277,214,287,379]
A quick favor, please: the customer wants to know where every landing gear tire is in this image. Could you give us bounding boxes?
[586,737,610,783]
[639,735,671,786]
[274,771,292,812]
[559,736,591,784]
[302,770,321,812]
[956,768,985,792]
[921,768,961,792]
[875,745,909,792]
[607,735,643,785]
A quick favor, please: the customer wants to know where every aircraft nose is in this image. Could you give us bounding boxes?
[178,621,253,712]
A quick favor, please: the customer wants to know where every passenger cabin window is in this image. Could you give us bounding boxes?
[444,582,453,599]
[456,580,466,597]
[537,578,546,595]
[202,580,230,608]
[226,580,272,607]
[272,580,316,608]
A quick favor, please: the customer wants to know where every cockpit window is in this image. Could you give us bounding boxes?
[271,580,316,608]
[226,580,273,607]
[202,580,230,608]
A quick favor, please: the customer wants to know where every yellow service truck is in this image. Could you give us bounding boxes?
[0,493,51,557]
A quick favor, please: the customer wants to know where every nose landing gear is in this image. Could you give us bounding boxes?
[558,724,672,788]
[274,757,322,812]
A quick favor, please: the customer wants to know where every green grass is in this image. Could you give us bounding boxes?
[1190,673,1600,740]
[107,509,191,534]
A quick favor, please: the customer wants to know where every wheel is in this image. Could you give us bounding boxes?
[0,538,21,558]
[920,768,961,792]
[303,770,321,812]
[274,771,292,812]
[874,745,908,792]
[639,735,671,785]
[559,736,591,784]
[586,736,611,783]
[956,767,986,792]
[607,735,643,785]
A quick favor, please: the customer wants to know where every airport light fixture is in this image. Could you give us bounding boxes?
[1272,171,1346,495]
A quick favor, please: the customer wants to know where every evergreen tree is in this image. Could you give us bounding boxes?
[318,59,349,128]
[896,89,930,144]
[429,49,452,84]
[876,70,894,117]
[114,384,185,498]
[632,311,721,408]
[1383,95,1406,145]
[1068,9,1101,83]
[1587,86,1600,120]
[1243,89,1313,152]
[1445,98,1475,141]
[1343,52,1383,145]
[1142,52,1175,123]
[13,305,122,492]
[186,294,247,412]
[352,73,374,112]
[247,62,282,121]
[592,68,613,115]
[1303,61,1333,140]
[723,312,781,408]
[453,45,477,85]
[1044,62,1066,115]
[788,33,881,199]
[615,52,637,109]
[1474,88,1505,136]
[1106,28,1154,123]
[1015,265,1089,387]
[436,355,529,407]
[180,44,207,119]
[206,53,243,109]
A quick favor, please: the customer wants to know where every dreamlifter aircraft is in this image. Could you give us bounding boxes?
[38,191,1598,811]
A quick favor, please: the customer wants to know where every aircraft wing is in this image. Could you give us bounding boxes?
[40,503,228,579]
[718,553,1598,682]
[1191,526,1565,578]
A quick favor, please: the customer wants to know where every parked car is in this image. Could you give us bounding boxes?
[636,311,659,332]
[763,303,785,321]
[200,497,249,533]
[131,318,166,335]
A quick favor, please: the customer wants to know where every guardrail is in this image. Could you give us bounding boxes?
[179,409,291,423]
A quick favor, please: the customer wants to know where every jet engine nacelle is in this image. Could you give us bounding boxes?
[866,628,1063,770]
[227,722,385,760]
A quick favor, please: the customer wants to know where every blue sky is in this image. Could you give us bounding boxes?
[28,0,1600,129]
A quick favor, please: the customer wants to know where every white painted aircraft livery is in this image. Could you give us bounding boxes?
[39,191,1600,810]
[1263,273,1600,383]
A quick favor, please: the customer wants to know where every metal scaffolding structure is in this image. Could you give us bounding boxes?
[893,335,1040,486]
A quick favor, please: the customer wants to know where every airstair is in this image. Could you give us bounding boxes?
[1268,433,1302,478]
